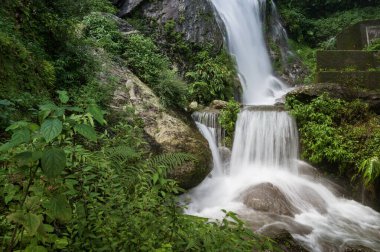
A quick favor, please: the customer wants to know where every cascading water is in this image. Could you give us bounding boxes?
[186,0,380,251]
[211,0,288,104]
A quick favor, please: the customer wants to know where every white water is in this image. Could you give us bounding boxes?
[211,0,288,104]
[186,0,380,251]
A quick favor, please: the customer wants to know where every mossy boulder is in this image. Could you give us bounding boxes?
[287,83,380,114]
[109,64,212,189]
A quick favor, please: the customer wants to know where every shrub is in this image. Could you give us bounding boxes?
[219,100,241,146]
[186,50,236,105]
[82,13,124,55]
[286,94,380,186]
[123,34,187,108]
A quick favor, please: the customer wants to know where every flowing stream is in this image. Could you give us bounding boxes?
[186,0,380,251]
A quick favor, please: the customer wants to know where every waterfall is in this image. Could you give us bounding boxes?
[186,0,380,251]
[230,108,299,173]
[211,0,288,104]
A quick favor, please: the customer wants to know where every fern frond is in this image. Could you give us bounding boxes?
[358,157,380,187]
[147,152,196,175]
[105,145,142,174]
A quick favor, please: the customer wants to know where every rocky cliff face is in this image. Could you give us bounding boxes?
[114,0,223,48]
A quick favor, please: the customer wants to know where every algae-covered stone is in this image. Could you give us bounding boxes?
[111,68,212,189]
[287,83,380,114]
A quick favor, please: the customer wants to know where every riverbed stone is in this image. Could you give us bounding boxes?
[241,183,298,217]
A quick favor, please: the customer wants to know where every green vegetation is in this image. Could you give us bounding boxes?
[277,1,380,84]
[286,94,380,187]
[0,92,277,251]
[0,0,280,251]
[123,34,187,108]
[126,15,237,106]
[366,38,380,51]
[219,100,241,147]
[186,51,236,105]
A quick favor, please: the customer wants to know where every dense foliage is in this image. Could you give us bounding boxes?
[0,93,277,251]
[218,100,241,147]
[277,0,380,84]
[287,94,380,187]
[0,0,280,251]
[126,15,237,106]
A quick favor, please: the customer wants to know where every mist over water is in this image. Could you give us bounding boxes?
[186,0,380,251]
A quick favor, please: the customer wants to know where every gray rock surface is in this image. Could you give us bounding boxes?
[241,183,298,217]
[109,62,212,189]
[115,0,223,48]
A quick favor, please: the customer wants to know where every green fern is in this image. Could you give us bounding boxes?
[358,157,380,187]
[147,152,196,175]
[105,146,141,168]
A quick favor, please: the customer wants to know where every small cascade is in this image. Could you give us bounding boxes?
[192,111,228,176]
[192,111,225,147]
[230,108,298,173]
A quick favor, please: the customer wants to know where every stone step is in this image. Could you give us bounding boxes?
[317,50,379,71]
[317,71,380,89]
[337,19,380,50]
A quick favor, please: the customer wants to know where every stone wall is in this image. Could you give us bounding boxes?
[337,19,380,50]
[317,50,378,71]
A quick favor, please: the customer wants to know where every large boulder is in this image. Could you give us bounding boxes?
[241,183,298,217]
[114,0,223,48]
[109,64,212,189]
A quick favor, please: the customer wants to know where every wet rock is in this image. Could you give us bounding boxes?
[287,83,380,114]
[115,0,223,48]
[210,100,228,110]
[261,228,308,252]
[218,146,231,164]
[241,183,298,217]
[106,56,211,189]
[113,0,144,17]
[188,101,198,112]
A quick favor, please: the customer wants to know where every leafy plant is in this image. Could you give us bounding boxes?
[186,51,236,105]
[81,12,124,55]
[287,94,380,186]
[219,100,241,147]
[123,34,187,108]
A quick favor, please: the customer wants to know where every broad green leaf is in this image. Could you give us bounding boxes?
[41,148,66,178]
[74,124,97,142]
[7,211,42,236]
[0,99,13,106]
[38,110,51,124]
[54,237,69,249]
[11,128,30,145]
[40,119,62,142]
[87,103,106,125]
[39,103,58,112]
[28,123,40,132]
[54,107,65,117]
[152,173,159,185]
[64,106,84,112]
[44,194,72,222]
[57,90,69,104]
[25,244,48,252]
[5,121,29,131]
[14,151,34,165]
[0,142,14,152]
